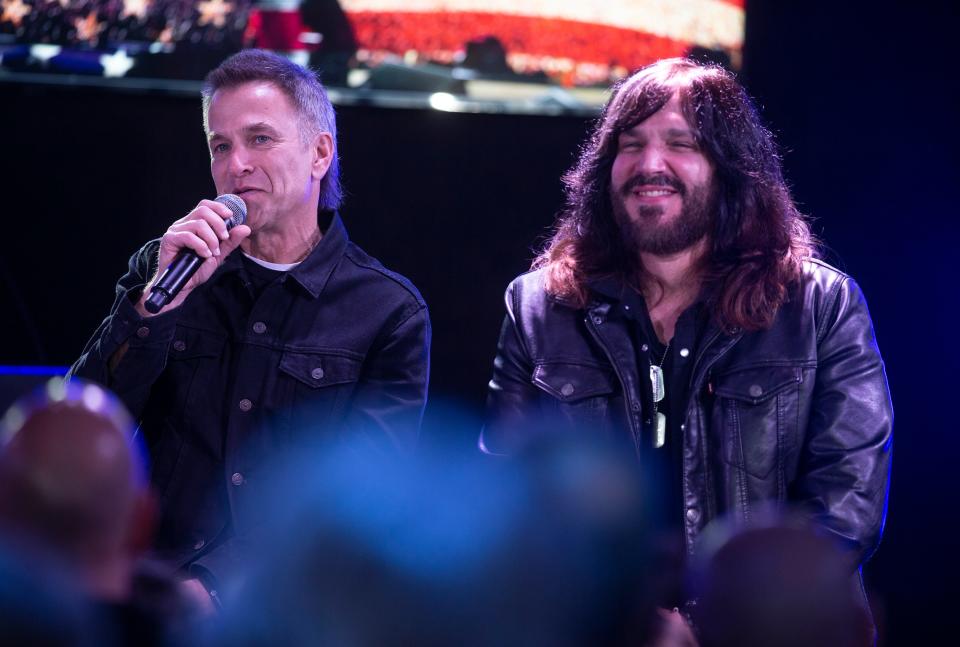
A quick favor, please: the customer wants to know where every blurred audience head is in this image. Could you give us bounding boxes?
[210,428,658,646]
[0,540,101,647]
[689,510,873,647]
[0,378,155,602]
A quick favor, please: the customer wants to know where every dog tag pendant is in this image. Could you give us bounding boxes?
[650,365,665,402]
[654,412,666,448]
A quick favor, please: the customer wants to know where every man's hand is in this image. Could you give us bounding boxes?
[136,200,251,317]
[180,577,218,616]
[650,608,699,647]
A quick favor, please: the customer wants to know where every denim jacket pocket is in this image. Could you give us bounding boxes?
[161,326,227,416]
[279,350,363,389]
[169,326,227,360]
[712,365,802,479]
[278,350,364,433]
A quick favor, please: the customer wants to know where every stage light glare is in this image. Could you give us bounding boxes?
[428,92,459,112]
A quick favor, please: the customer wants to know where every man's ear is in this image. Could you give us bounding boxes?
[311,132,335,180]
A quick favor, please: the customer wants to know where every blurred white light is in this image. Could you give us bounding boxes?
[101,49,135,78]
[82,384,105,412]
[46,379,67,403]
[429,92,459,112]
[1,406,26,440]
[299,32,323,45]
[30,44,61,63]
[288,51,310,67]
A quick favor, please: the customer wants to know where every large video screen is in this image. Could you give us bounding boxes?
[0,0,744,114]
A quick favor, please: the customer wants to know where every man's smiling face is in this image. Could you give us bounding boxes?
[609,92,716,256]
[207,81,325,235]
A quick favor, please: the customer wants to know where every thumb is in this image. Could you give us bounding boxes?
[221,224,252,257]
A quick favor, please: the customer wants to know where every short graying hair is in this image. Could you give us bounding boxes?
[202,49,342,211]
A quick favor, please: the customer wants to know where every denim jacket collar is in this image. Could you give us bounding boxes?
[219,210,348,299]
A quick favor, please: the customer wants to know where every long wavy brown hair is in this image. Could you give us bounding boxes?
[535,59,816,332]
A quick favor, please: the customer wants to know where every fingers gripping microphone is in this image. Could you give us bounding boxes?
[144,194,247,314]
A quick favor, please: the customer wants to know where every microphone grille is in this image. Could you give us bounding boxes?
[215,194,247,230]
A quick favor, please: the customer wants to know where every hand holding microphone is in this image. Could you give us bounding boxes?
[138,194,251,316]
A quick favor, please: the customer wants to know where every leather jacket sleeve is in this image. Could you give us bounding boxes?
[793,275,893,567]
[482,277,543,455]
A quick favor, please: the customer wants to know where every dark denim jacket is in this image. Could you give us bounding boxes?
[483,259,892,571]
[70,212,430,587]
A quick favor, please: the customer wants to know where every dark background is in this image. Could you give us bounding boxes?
[1,2,956,644]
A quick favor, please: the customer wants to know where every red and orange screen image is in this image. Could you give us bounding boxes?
[1,0,744,110]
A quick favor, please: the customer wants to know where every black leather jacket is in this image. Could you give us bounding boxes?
[484,259,892,567]
[70,212,430,586]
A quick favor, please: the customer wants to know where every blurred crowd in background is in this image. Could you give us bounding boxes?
[0,378,876,646]
[0,1,735,91]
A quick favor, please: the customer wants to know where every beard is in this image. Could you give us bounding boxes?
[610,174,715,256]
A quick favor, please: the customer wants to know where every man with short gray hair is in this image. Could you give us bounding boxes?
[71,49,431,602]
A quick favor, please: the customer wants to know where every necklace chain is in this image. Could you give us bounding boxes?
[655,340,670,367]
[650,340,670,449]
[651,340,670,414]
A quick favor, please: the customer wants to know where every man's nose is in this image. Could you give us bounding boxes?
[636,143,669,175]
[228,148,253,176]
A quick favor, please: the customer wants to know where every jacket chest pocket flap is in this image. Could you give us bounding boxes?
[713,366,802,479]
[533,362,617,402]
[279,351,363,389]
[165,328,227,411]
[169,327,227,360]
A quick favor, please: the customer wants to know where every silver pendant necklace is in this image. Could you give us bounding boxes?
[650,341,670,449]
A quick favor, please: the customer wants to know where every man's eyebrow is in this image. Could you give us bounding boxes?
[244,122,281,135]
[664,127,698,139]
[207,123,281,141]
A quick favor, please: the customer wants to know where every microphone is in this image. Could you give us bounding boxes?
[144,194,247,314]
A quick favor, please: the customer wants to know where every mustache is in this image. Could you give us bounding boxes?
[621,174,686,197]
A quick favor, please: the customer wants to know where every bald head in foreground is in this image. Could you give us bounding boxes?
[0,379,154,601]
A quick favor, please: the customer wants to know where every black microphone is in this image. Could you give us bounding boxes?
[144,194,247,314]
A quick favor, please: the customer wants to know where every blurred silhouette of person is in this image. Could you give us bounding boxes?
[462,35,512,75]
[0,540,99,647]
[688,512,874,647]
[301,0,358,86]
[207,431,662,646]
[0,378,196,646]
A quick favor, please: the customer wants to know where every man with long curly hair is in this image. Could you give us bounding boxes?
[483,58,891,623]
